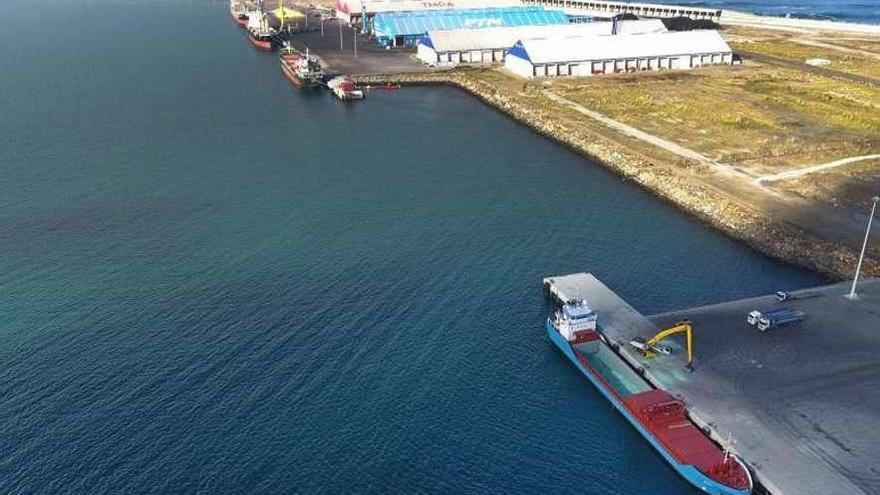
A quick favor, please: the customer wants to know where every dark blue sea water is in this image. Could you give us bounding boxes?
[651,0,879,23]
[0,1,830,493]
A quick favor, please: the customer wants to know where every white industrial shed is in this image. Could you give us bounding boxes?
[416,19,667,65]
[504,29,733,78]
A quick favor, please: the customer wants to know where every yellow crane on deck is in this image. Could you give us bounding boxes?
[629,320,694,370]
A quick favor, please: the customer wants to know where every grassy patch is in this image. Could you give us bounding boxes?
[461,36,880,177]
[729,39,880,80]
[533,63,880,170]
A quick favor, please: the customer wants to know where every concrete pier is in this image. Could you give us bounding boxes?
[281,21,427,75]
[543,273,880,495]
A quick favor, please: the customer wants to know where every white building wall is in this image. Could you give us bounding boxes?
[504,31,734,79]
[418,47,516,66]
[510,49,732,78]
[416,44,439,65]
[504,54,536,78]
[571,63,591,77]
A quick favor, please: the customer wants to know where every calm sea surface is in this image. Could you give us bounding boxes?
[0,1,831,493]
[652,0,879,23]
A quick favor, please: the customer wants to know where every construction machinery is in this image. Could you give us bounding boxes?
[629,320,694,370]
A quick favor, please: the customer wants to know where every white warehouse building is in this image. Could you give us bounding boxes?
[416,19,667,66]
[504,29,733,78]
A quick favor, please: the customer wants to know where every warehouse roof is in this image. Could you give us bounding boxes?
[420,19,667,52]
[335,0,521,16]
[373,7,567,38]
[507,29,732,64]
[566,0,721,15]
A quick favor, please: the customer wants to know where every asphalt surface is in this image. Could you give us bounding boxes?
[547,273,880,495]
[283,19,428,75]
[648,280,880,495]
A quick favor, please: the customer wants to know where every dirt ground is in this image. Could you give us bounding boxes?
[781,160,880,210]
[514,27,880,217]
[459,24,880,258]
[544,64,880,173]
[725,26,880,79]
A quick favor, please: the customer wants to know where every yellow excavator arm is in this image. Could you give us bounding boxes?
[642,320,694,368]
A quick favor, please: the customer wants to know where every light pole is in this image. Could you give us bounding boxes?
[847,195,880,300]
[320,13,324,37]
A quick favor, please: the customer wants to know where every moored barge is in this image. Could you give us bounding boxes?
[327,76,364,100]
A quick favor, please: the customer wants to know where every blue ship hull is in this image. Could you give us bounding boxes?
[546,320,751,495]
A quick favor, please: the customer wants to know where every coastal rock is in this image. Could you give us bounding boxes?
[355,72,879,280]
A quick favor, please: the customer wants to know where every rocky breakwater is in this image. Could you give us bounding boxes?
[355,71,879,280]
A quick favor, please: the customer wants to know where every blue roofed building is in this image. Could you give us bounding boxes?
[372,7,569,47]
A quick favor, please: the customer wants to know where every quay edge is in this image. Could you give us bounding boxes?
[543,273,880,495]
[353,71,879,281]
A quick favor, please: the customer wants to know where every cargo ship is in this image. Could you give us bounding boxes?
[229,0,249,27]
[279,44,324,89]
[247,13,276,51]
[546,300,753,495]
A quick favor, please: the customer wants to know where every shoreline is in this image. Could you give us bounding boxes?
[355,71,879,280]
[721,9,880,33]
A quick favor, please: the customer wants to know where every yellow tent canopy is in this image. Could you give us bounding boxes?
[271,6,305,21]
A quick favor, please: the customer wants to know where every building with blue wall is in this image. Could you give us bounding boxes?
[373,7,568,47]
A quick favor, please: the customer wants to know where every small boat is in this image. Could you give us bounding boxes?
[279,44,324,89]
[327,76,365,101]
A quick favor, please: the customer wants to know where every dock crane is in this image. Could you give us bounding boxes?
[629,320,694,370]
